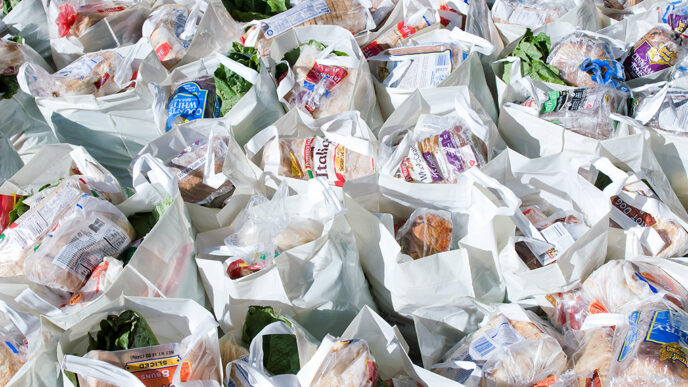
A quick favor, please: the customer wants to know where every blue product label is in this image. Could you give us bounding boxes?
[645,310,688,346]
[166,82,209,131]
[618,311,641,362]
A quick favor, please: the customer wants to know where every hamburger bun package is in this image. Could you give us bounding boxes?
[58,296,222,387]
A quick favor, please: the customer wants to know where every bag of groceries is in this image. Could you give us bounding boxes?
[153,47,283,145]
[631,76,688,209]
[235,109,378,195]
[342,170,512,341]
[424,302,570,386]
[196,178,375,339]
[17,40,168,183]
[1,0,51,59]
[142,0,240,70]
[0,144,125,295]
[268,25,384,132]
[481,150,610,301]
[0,298,63,387]
[369,27,497,120]
[57,295,222,387]
[491,0,601,45]
[376,87,504,183]
[0,37,57,166]
[44,0,155,68]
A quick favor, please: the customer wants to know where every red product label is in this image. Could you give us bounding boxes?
[588,299,608,315]
[305,63,349,90]
[131,360,191,387]
[0,194,18,231]
[611,195,656,227]
[395,21,417,39]
[533,375,557,387]
[227,259,262,279]
[303,137,315,178]
[155,42,173,61]
[93,72,110,89]
[361,41,383,58]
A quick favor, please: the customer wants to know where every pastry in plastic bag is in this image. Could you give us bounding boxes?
[571,327,614,387]
[608,301,688,386]
[55,0,134,38]
[623,26,681,80]
[0,176,123,278]
[547,33,615,87]
[262,136,374,187]
[0,39,25,76]
[370,44,464,89]
[307,337,379,387]
[23,194,135,293]
[24,51,132,98]
[279,41,357,118]
[360,17,433,58]
[396,209,452,259]
[491,0,574,28]
[143,4,193,69]
[581,260,688,313]
[165,136,235,208]
[524,86,628,139]
[434,311,568,386]
[0,310,29,385]
[392,115,488,183]
[603,0,640,9]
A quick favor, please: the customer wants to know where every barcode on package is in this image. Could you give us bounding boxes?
[263,0,330,38]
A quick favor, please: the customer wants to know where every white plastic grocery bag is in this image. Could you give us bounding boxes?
[0,144,125,297]
[342,171,512,338]
[196,178,376,339]
[481,149,610,301]
[370,27,498,121]
[233,109,378,196]
[0,132,23,185]
[1,0,52,60]
[267,25,384,132]
[17,41,168,183]
[116,154,206,306]
[154,50,283,145]
[57,295,222,387]
[0,298,64,387]
[44,0,155,68]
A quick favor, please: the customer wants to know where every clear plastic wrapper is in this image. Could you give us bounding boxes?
[262,135,375,187]
[280,43,357,119]
[513,204,589,270]
[0,38,25,76]
[608,301,688,386]
[592,158,688,257]
[0,309,29,385]
[166,76,221,131]
[396,208,452,260]
[491,0,574,28]
[20,51,133,98]
[142,3,196,69]
[433,309,568,386]
[52,0,138,38]
[634,88,688,134]
[523,86,629,139]
[360,17,434,59]
[22,193,134,293]
[542,287,605,333]
[547,33,616,87]
[306,337,380,387]
[0,176,123,278]
[370,43,464,89]
[603,0,640,10]
[623,26,682,80]
[571,327,614,387]
[581,260,688,313]
[165,136,235,207]
[391,114,488,183]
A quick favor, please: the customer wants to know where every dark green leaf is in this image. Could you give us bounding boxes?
[7,196,29,224]
[500,28,564,85]
[222,0,289,21]
[242,306,300,375]
[214,43,260,116]
[87,310,159,351]
[0,75,19,100]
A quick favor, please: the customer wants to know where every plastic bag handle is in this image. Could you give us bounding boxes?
[216,53,259,84]
[244,125,279,158]
[449,27,495,56]
[202,126,230,189]
[130,154,178,197]
[62,355,145,387]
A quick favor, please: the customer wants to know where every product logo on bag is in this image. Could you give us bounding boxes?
[610,195,656,227]
[166,82,219,131]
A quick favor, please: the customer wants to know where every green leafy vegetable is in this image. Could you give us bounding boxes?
[0,75,19,100]
[7,196,28,224]
[2,0,21,15]
[222,0,289,22]
[88,310,159,351]
[502,29,565,85]
[242,306,299,375]
[121,194,173,264]
[214,42,260,116]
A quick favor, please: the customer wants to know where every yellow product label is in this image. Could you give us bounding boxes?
[125,355,181,372]
[289,151,303,177]
[334,145,346,174]
[647,42,677,66]
[659,342,688,368]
